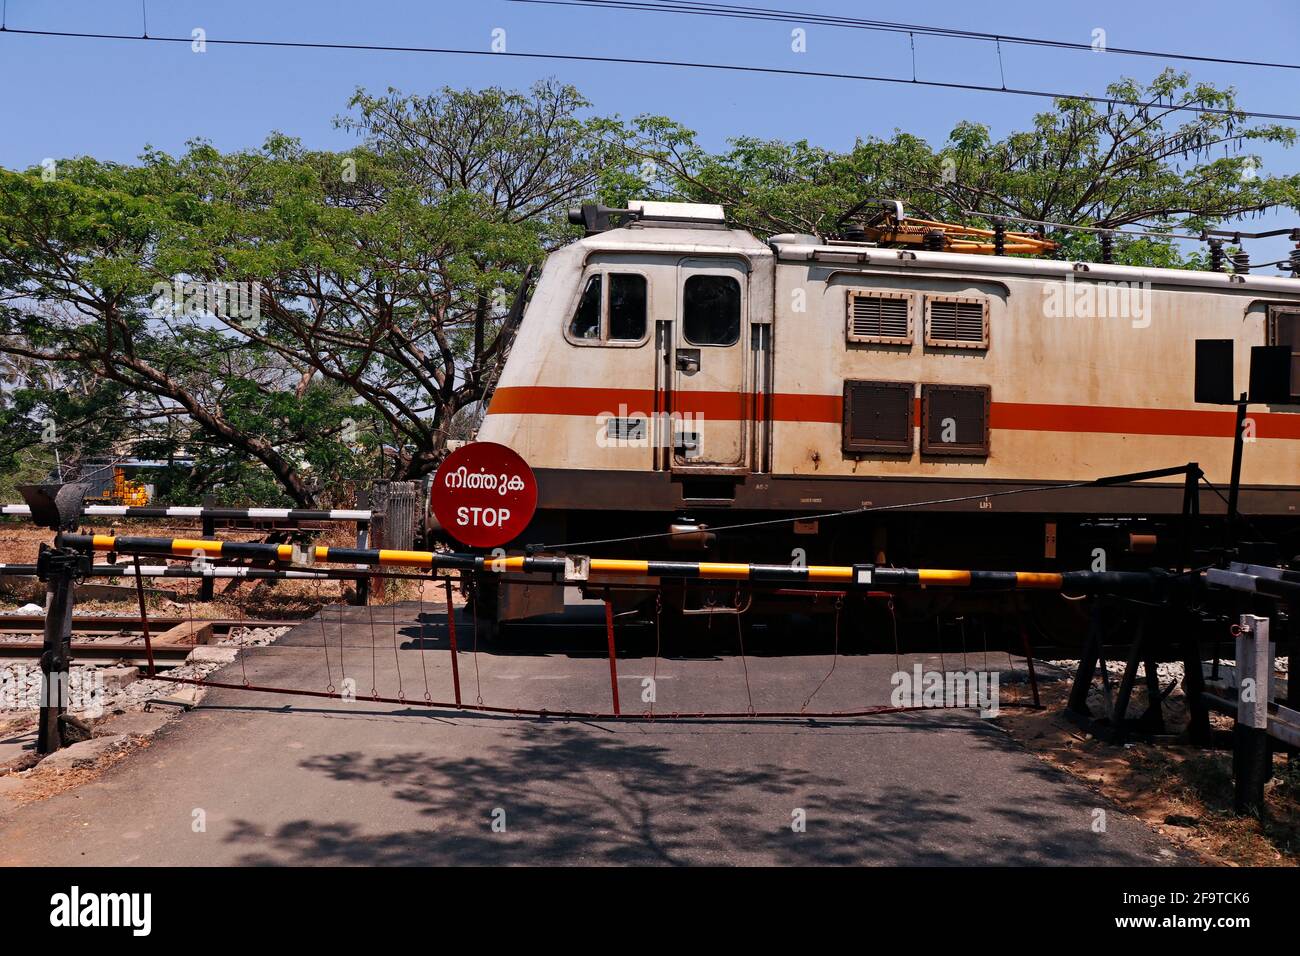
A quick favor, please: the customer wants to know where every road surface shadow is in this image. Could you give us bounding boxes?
[219,719,1164,866]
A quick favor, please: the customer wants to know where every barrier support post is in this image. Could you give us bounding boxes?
[354,489,370,607]
[35,545,79,754]
[1067,598,1104,716]
[132,554,157,679]
[604,591,620,716]
[444,578,462,708]
[199,494,215,602]
[1015,599,1040,707]
[1233,613,1272,815]
[1110,613,1148,744]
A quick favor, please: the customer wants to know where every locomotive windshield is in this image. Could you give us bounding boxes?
[608,274,647,341]
[683,274,741,346]
[569,275,601,339]
[568,271,649,343]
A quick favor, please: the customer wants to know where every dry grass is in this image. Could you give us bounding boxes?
[3,737,146,807]
[996,681,1300,866]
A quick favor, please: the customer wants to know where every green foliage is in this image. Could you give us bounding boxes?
[0,81,618,504]
[619,70,1300,266]
[1,71,1297,505]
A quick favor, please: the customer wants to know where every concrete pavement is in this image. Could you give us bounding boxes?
[0,603,1186,865]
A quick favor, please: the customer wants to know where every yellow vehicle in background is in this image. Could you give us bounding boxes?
[88,467,151,507]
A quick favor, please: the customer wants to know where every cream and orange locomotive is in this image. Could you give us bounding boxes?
[471,201,1300,625]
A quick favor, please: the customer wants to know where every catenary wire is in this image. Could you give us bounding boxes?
[2,27,1298,122]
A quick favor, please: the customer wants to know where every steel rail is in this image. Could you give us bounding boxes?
[0,642,193,664]
[0,615,304,632]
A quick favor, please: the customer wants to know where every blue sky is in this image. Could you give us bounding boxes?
[1,0,1297,260]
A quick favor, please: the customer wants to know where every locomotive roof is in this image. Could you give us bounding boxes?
[770,238,1300,296]
[576,219,1300,296]
[576,220,772,257]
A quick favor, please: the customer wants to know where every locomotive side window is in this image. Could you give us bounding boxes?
[567,272,648,345]
[683,274,741,346]
[608,274,647,341]
[569,275,602,340]
[1268,306,1300,401]
[920,384,991,457]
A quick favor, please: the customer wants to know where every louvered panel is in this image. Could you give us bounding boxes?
[926,297,988,348]
[1267,306,1300,401]
[847,292,911,344]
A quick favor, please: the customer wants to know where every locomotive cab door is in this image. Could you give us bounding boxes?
[671,257,749,470]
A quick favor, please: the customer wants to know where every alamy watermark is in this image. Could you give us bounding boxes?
[1042,273,1152,328]
[151,278,262,328]
[49,886,151,936]
[596,406,707,458]
[890,664,1000,717]
[1,665,105,718]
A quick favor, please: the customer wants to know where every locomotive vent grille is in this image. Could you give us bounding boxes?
[1266,305,1300,402]
[920,383,991,457]
[846,290,912,345]
[842,380,914,455]
[925,295,989,349]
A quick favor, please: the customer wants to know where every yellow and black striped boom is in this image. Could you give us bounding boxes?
[62,534,1171,595]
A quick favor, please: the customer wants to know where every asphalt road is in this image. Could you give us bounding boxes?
[0,602,1185,865]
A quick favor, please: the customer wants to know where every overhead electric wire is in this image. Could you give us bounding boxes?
[2,27,1299,122]
[961,209,1209,242]
[522,0,1300,72]
[537,479,1101,550]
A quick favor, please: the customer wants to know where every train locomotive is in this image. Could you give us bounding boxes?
[466,200,1300,633]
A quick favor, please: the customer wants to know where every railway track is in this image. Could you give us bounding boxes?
[0,642,194,666]
[0,615,305,634]
[0,616,304,667]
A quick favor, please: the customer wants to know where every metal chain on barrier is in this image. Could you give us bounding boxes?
[417,576,432,703]
[733,586,755,717]
[801,595,842,713]
[936,616,947,677]
[368,600,378,699]
[648,592,662,719]
[469,587,483,705]
[337,591,347,697]
[889,598,901,676]
[319,575,335,695]
[235,582,249,687]
[391,593,404,702]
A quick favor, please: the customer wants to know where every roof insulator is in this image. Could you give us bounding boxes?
[1208,238,1225,272]
[1099,232,1115,264]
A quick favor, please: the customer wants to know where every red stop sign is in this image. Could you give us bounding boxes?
[430,442,538,548]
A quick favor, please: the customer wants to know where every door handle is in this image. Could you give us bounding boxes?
[676,349,701,374]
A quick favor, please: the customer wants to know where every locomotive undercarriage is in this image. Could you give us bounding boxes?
[457,498,1296,654]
